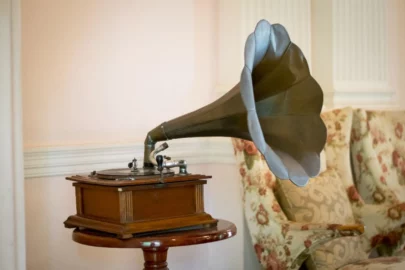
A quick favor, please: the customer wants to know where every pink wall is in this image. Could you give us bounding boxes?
[21,1,405,270]
[22,0,218,148]
[22,1,252,270]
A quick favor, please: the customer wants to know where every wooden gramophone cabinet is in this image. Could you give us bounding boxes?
[64,174,217,239]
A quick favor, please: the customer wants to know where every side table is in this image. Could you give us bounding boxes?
[72,219,237,270]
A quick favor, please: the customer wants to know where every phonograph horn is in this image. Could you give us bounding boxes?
[143,20,326,186]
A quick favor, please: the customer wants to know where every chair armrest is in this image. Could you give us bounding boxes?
[266,221,364,269]
[242,185,363,269]
[352,202,405,253]
[353,202,405,230]
[336,224,365,235]
[286,222,364,236]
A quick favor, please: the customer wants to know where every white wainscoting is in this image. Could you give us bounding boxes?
[241,0,312,68]
[24,138,236,178]
[218,0,404,109]
[216,0,312,98]
[332,0,401,108]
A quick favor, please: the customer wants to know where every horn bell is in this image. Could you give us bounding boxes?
[144,19,326,187]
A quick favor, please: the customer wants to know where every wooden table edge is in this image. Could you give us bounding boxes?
[71,219,237,249]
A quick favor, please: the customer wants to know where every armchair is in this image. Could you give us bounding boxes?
[233,106,405,269]
[232,139,363,269]
[323,107,405,255]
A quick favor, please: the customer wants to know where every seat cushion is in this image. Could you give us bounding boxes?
[305,236,368,270]
[338,256,405,270]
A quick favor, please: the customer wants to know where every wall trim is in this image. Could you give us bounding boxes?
[24,138,236,178]
[331,0,400,109]
[332,91,399,109]
[0,0,26,269]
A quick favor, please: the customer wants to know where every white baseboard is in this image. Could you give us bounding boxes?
[24,138,236,178]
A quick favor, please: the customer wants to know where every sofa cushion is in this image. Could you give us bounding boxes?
[305,236,367,270]
[275,167,365,270]
[338,256,405,270]
[275,168,355,224]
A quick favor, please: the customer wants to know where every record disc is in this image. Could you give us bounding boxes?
[94,168,174,180]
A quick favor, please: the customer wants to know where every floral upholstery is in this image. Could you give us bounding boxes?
[351,109,405,204]
[275,168,355,225]
[338,256,405,270]
[232,106,405,269]
[274,165,368,269]
[306,236,368,270]
[350,109,405,254]
[232,139,362,269]
[350,109,405,204]
[275,106,405,258]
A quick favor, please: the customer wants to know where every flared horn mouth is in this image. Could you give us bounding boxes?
[240,20,326,186]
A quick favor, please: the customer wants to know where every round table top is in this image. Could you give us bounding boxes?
[72,219,236,249]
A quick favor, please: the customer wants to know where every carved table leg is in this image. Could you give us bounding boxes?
[142,247,169,270]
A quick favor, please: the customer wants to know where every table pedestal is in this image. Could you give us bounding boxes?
[143,247,168,270]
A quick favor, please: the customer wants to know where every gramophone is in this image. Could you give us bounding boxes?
[64,20,326,238]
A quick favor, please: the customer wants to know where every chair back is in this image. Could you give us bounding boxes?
[351,109,405,204]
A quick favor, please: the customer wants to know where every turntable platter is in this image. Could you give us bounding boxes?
[94,168,174,180]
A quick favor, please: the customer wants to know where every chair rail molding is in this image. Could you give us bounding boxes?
[24,138,236,179]
[0,0,26,269]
